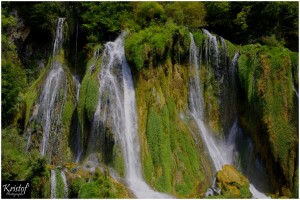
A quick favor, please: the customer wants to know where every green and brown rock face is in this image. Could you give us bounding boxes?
[216,165,251,198]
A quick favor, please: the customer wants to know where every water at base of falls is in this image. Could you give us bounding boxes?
[61,170,68,198]
[89,33,172,198]
[50,170,56,199]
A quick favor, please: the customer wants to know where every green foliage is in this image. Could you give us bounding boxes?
[125,22,190,70]
[81,2,132,42]
[238,44,298,195]
[62,96,75,125]
[69,177,85,198]
[234,6,251,31]
[55,170,65,198]
[165,2,206,30]
[1,127,29,180]
[78,169,128,198]
[134,2,166,28]
[24,67,47,126]
[261,35,285,47]
[205,2,298,51]
[136,64,206,197]
[78,57,101,127]
[112,145,125,178]
[1,11,26,126]
[26,157,50,198]
[15,2,65,38]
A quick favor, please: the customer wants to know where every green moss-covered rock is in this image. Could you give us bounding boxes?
[135,61,211,197]
[216,165,251,198]
[67,167,132,198]
[238,44,298,197]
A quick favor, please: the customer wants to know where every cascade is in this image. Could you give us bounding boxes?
[26,18,68,156]
[220,36,228,65]
[73,75,82,162]
[189,32,227,171]
[293,81,299,98]
[61,170,69,198]
[50,170,56,199]
[203,29,219,68]
[89,33,171,198]
[189,32,269,198]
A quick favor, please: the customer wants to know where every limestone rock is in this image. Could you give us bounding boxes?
[216,165,251,198]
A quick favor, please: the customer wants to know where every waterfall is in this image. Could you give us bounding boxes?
[203,29,219,67]
[53,18,65,56]
[50,170,56,199]
[89,33,171,198]
[61,170,68,198]
[189,32,227,171]
[26,18,68,156]
[189,32,269,198]
[73,75,82,162]
[292,81,299,98]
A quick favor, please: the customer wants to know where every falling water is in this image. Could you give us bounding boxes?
[61,170,68,198]
[73,76,82,162]
[203,29,219,67]
[189,32,269,198]
[292,82,299,98]
[53,18,65,56]
[50,170,56,199]
[189,32,227,171]
[90,33,171,198]
[220,36,228,65]
[26,18,68,156]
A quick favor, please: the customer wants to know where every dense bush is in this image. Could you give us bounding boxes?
[1,8,26,126]
[204,2,298,51]
[164,2,206,30]
[125,22,190,70]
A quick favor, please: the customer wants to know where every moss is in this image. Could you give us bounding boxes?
[112,144,125,178]
[226,39,239,61]
[24,65,48,127]
[135,63,207,197]
[55,169,65,198]
[193,31,203,47]
[200,64,222,135]
[62,99,75,126]
[78,57,101,127]
[125,22,190,70]
[77,169,131,198]
[216,165,251,198]
[1,127,29,180]
[238,44,298,196]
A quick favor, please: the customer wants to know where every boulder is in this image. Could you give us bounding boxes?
[216,165,251,198]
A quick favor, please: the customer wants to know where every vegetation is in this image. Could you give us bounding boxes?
[125,22,190,71]
[204,2,298,51]
[2,6,26,126]
[238,44,298,197]
[68,169,131,198]
[135,63,210,197]
[1,1,298,199]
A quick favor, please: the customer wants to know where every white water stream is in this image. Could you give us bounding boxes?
[189,32,269,199]
[61,170,68,198]
[90,33,171,198]
[50,170,56,199]
[26,18,68,156]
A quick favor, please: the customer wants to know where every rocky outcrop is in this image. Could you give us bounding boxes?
[216,165,251,198]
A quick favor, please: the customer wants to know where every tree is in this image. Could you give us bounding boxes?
[1,4,26,126]
[165,2,206,29]
[133,2,166,28]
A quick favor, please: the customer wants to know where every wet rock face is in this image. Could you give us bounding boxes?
[216,165,251,198]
